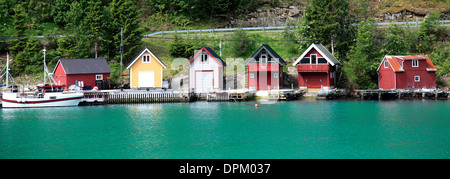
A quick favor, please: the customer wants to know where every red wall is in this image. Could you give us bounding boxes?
[53,62,110,90]
[305,48,324,58]
[298,72,329,88]
[378,59,435,89]
[54,62,67,86]
[378,58,396,89]
[396,71,435,89]
[66,73,110,89]
[248,64,282,90]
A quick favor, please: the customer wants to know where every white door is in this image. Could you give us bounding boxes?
[195,71,213,93]
[139,71,155,88]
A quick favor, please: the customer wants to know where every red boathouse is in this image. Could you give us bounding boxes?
[292,44,340,91]
[244,44,286,90]
[53,58,111,90]
[377,55,436,89]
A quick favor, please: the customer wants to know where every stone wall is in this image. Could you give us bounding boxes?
[376,9,449,22]
[230,6,303,27]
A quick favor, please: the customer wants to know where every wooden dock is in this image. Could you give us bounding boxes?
[80,90,191,105]
[353,89,449,100]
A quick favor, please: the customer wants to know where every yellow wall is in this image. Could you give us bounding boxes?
[130,51,164,88]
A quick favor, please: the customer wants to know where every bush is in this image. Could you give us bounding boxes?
[168,35,196,58]
[230,28,255,57]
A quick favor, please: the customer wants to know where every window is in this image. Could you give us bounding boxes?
[311,55,316,64]
[384,61,389,68]
[274,72,278,79]
[414,76,420,82]
[250,73,255,79]
[317,57,327,64]
[300,58,310,64]
[260,52,268,63]
[412,59,418,67]
[96,74,103,80]
[142,54,151,63]
[201,51,208,63]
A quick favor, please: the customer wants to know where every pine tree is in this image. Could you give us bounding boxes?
[52,0,72,27]
[11,2,28,54]
[296,0,355,58]
[82,0,105,58]
[109,0,143,63]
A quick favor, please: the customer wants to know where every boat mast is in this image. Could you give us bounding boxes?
[43,48,46,85]
[6,52,9,87]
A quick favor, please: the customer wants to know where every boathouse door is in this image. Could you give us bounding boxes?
[195,71,214,93]
[139,71,155,88]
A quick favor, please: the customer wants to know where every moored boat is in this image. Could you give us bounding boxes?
[1,91,83,108]
[1,48,84,108]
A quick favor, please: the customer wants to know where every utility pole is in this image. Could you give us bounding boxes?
[120,27,124,76]
[219,40,222,56]
[331,38,334,55]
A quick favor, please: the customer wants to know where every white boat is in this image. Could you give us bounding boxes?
[1,92,83,108]
[1,48,84,108]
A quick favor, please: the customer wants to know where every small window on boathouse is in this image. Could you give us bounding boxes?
[201,51,208,63]
[412,59,419,67]
[311,55,316,64]
[142,54,151,63]
[300,57,310,64]
[414,76,420,82]
[384,61,389,68]
[318,57,327,64]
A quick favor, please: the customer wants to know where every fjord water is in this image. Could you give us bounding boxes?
[1,100,449,159]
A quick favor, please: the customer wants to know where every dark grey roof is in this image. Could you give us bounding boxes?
[58,58,111,74]
[204,47,226,66]
[245,44,286,65]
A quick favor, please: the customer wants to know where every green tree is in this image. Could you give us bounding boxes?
[296,0,355,58]
[11,37,43,74]
[109,0,143,63]
[343,19,381,89]
[82,0,105,58]
[382,23,408,55]
[169,35,195,58]
[11,2,28,54]
[416,12,441,54]
[57,36,78,59]
[52,0,73,27]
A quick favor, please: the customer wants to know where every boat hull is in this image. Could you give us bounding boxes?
[1,93,83,108]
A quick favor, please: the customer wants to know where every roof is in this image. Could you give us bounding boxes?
[55,58,111,74]
[244,44,286,65]
[292,43,340,66]
[126,47,167,69]
[185,47,226,67]
[376,55,437,72]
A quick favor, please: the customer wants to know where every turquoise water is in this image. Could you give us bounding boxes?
[1,100,449,159]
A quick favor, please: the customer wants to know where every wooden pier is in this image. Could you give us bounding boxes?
[353,89,449,100]
[80,90,191,105]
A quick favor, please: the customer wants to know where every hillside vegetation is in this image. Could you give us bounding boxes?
[0,0,449,89]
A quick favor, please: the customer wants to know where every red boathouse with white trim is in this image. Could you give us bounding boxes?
[377,55,436,89]
[292,44,340,91]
